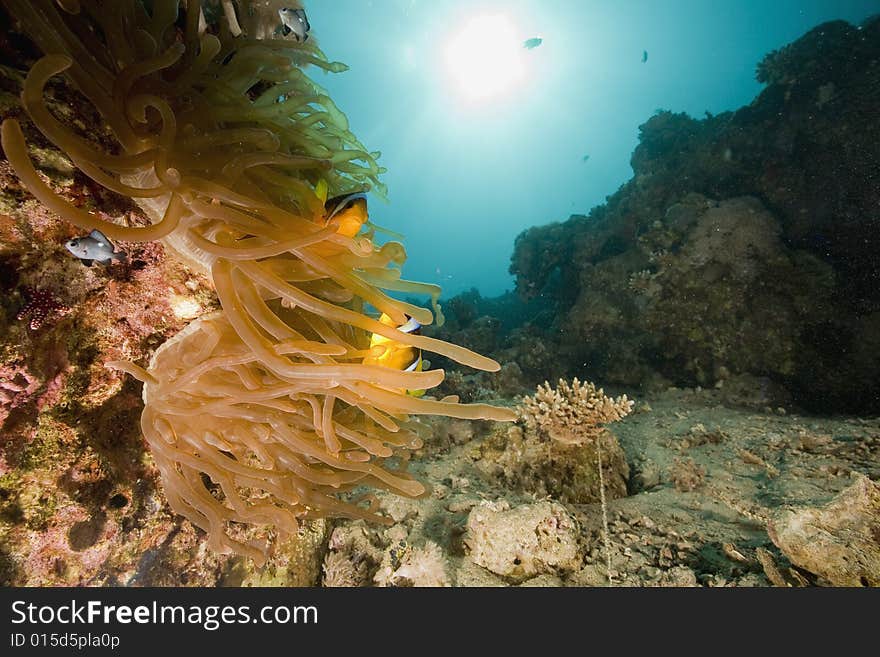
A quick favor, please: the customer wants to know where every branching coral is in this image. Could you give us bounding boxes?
[518,378,633,446]
[516,378,632,585]
[1,0,515,563]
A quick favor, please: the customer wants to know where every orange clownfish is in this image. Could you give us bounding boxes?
[315,180,406,242]
[315,180,368,237]
[324,191,368,237]
[362,313,425,397]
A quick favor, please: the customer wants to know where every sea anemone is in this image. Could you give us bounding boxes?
[1,0,515,563]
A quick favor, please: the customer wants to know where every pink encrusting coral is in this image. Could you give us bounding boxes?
[0,65,222,584]
[0,363,40,429]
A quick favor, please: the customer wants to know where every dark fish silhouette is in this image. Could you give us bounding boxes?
[642,50,648,63]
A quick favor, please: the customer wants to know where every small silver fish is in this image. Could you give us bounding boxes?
[65,229,126,266]
[523,37,543,50]
[279,7,310,42]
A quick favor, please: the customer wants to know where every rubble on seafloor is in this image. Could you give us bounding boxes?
[316,393,879,587]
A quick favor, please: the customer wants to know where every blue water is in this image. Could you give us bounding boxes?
[311,0,878,298]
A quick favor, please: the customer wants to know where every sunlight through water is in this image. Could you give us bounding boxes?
[443,13,527,103]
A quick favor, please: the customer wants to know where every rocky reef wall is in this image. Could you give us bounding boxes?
[452,18,880,413]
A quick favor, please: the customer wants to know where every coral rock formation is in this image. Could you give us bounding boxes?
[768,474,880,587]
[499,16,880,413]
[464,500,582,582]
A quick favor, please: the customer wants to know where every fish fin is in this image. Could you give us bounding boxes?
[398,317,421,335]
[113,251,128,261]
[295,9,310,32]
[405,353,426,397]
[403,352,423,372]
[281,24,291,36]
[88,229,110,245]
[82,259,93,267]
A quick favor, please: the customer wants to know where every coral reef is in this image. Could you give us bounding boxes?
[768,474,880,586]
[0,0,512,582]
[474,379,633,505]
[437,16,880,414]
[480,424,629,505]
[0,50,219,582]
[319,523,378,587]
[373,540,450,587]
[319,519,451,587]
[463,501,581,583]
[256,386,879,588]
[507,193,844,407]
[321,549,367,588]
[1,6,877,590]
[224,521,328,586]
[424,288,553,399]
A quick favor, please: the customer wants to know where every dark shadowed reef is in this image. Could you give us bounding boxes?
[437,17,880,415]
